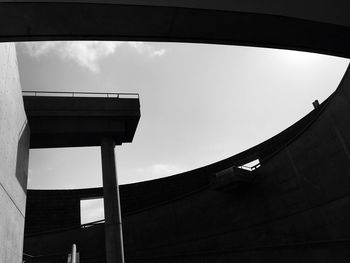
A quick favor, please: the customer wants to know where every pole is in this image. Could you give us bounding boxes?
[71,244,77,263]
[101,138,124,263]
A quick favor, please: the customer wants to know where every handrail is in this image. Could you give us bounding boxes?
[81,219,105,228]
[23,252,34,259]
[25,219,106,238]
[24,244,79,263]
[22,90,139,99]
[23,251,68,261]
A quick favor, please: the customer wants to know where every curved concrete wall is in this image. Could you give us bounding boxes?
[0,43,29,263]
[120,66,350,262]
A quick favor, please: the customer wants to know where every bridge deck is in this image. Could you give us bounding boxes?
[23,92,140,148]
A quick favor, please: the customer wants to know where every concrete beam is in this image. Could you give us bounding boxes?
[0,2,350,57]
[23,96,140,148]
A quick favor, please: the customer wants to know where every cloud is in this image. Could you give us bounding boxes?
[18,41,166,72]
[119,163,185,184]
[58,41,123,72]
[128,42,166,57]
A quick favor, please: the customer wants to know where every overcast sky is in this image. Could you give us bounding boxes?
[16,41,349,192]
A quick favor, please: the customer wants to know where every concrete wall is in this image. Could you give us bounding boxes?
[0,43,29,263]
[119,67,350,262]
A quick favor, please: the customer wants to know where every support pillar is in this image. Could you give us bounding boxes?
[101,137,124,263]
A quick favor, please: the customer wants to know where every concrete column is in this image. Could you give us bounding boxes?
[101,138,124,263]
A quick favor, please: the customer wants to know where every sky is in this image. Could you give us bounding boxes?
[15,41,350,223]
[15,41,350,191]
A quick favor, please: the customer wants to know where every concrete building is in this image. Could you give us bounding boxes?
[0,43,29,263]
[1,1,350,262]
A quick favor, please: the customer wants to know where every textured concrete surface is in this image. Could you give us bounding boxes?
[0,43,28,263]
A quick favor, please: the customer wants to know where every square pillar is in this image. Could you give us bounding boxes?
[101,138,124,263]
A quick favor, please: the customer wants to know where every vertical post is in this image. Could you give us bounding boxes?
[101,138,124,263]
[71,244,77,263]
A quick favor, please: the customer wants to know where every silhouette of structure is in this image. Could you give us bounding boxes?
[1,1,350,262]
[24,92,140,263]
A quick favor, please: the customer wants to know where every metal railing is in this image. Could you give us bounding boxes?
[22,90,139,99]
[81,219,105,228]
[23,251,67,262]
[24,219,106,238]
[23,244,80,263]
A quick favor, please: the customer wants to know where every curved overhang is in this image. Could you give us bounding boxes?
[0,1,350,58]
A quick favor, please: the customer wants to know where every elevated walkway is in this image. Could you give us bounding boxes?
[23,91,141,148]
